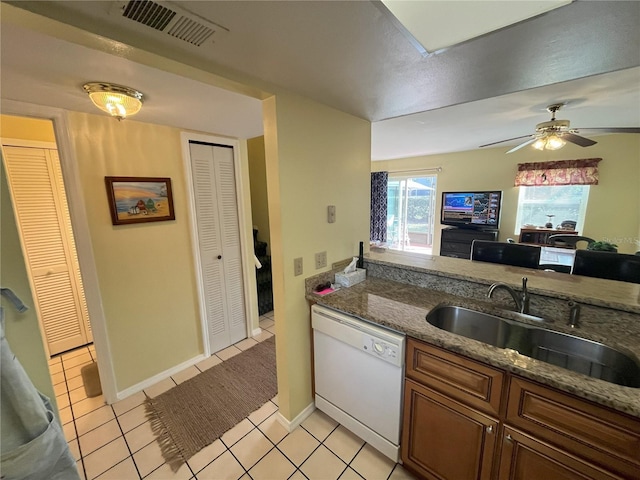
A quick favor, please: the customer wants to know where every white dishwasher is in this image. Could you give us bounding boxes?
[311,304,405,462]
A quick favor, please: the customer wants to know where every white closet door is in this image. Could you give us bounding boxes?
[212,146,246,343]
[189,142,246,353]
[2,146,90,355]
[50,151,92,343]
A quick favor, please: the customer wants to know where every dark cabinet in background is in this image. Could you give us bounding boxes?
[518,228,577,246]
[440,227,498,259]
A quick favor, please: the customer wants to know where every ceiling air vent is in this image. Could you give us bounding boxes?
[113,1,227,47]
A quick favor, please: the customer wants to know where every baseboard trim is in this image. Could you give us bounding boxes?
[252,327,262,337]
[276,402,316,432]
[115,353,206,401]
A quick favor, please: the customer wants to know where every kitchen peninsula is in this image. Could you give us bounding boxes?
[306,250,640,413]
[305,250,640,478]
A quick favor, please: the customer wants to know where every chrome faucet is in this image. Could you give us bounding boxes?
[488,277,530,314]
[567,301,581,328]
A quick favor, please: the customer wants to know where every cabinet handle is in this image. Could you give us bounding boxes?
[486,425,493,434]
[217,255,222,260]
[505,434,513,442]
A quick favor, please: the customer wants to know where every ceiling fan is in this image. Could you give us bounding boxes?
[479,103,640,154]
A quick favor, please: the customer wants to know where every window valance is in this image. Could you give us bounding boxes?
[514,158,602,186]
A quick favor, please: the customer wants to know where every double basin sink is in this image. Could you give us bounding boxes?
[426,305,640,388]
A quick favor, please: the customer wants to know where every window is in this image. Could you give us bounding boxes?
[386,175,437,254]
[515,185,590,234]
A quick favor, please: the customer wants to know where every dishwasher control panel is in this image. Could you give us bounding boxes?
[362,335,401,365]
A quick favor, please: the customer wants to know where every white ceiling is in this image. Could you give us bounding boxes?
[0,22,264,140]
[380,0,571,53]
[2,1,639,161]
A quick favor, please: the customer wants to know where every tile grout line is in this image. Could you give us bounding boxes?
[59,324,336,479]
[112,401,144,480]
[62,351,89,480]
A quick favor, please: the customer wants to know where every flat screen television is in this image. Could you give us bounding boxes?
[441,191,502,229]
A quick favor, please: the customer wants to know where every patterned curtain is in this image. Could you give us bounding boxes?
[514,158,602,186]
[370,172,388,242]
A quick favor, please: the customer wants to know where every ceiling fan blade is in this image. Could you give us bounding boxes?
[479,134,532,148]
[574,127,640,134]
[563,132,597,147]
[506,138,536,154]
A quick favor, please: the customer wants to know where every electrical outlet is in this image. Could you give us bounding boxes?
[294,257,303,276]
[315,251,327,269]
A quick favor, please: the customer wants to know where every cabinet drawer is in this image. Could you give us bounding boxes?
[406,338,505,416]
[506,376,640,477]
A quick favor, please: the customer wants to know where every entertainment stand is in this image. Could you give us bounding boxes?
[440,227,498,259]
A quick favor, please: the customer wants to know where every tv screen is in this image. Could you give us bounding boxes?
[441,191,502,228]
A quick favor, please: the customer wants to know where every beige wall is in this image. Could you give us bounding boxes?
[247,136,271,252]
[65,112,205,391]
[373,134,640,255]
[264,92,371,421]
[1,114,56,142]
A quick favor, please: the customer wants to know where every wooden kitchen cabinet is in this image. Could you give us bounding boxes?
[405,336,505,416]
[505,377,640,479]
[497,427,622,480]
[402,337,640,480]
[403,378,498,480]
[403,339,502,479]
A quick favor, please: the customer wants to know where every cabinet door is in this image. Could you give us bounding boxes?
[402,379,498,480]
[498,427,623,480]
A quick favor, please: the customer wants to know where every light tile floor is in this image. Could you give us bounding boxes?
[49,311,416,480]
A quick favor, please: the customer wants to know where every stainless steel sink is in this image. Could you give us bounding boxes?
[426,305,640,388]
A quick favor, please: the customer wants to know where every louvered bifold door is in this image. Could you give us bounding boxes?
[50,150,92,343]
[189,143,231,353]
[2,146,89,355]
[212,146,246,345]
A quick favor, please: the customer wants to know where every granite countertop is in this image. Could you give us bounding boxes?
[306,275,640,419]
[366,250,640,314]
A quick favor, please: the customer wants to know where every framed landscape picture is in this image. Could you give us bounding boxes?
[105,176,175,225]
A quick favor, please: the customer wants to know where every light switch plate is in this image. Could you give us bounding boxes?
[294,257,303,276]
[327,205,336,223]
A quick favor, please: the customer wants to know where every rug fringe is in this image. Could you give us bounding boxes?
[145,397,186,472]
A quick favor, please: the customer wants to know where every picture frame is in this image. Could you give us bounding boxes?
[105,176,175,225]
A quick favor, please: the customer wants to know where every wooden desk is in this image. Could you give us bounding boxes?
[518,228,578,246]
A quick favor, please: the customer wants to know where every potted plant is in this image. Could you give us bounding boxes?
[587,241,618,253]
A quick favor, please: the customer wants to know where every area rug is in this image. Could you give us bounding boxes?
[145,336,277,471]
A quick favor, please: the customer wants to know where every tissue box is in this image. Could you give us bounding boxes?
[335,268,366,288]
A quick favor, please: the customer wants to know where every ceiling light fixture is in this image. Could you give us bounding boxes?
[532,131,566,151]
[83,82,144,121]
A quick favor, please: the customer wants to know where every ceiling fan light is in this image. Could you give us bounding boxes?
[532,138,546,150]
[83,82,144,120]
[545,133,566,150]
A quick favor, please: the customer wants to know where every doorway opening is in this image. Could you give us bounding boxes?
[1,114,104,416]
[386,174,438,254]
[181,132,261,356]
